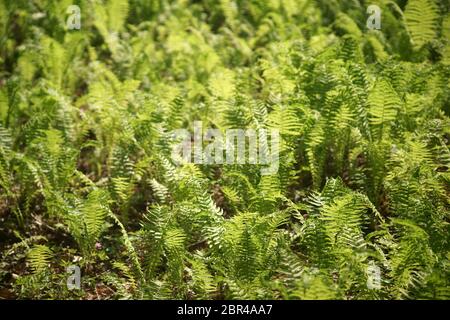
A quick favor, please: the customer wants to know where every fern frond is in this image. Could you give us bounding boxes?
[404,0,439,50]
[368,79,401,139]
[27,245,52,273]
[82,189,109,241]
[107,0,129,33]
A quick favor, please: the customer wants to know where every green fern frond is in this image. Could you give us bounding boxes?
[27,245,52,273]
[82,189,109,241]
[368,79,401,138]
[150,178,169,203]
[107,0,129,33]
[441,14,450,64]
[404,0,439,50]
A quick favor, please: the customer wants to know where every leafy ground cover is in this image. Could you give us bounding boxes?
[0,0,449,299]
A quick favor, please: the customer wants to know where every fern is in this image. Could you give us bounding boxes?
[368,79,402,139]
[1,0,449,301]
[27,245,52,273]
[404,0,440,50]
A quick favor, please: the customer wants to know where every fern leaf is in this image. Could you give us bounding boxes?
[28,245,52,273]
[107,0,129,33]
[404,0,439,50]
[368,79,401,138]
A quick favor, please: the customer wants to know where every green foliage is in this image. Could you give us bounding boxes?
[27,245,53,273]
[0,0,448,300]
[404,0,440,50]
